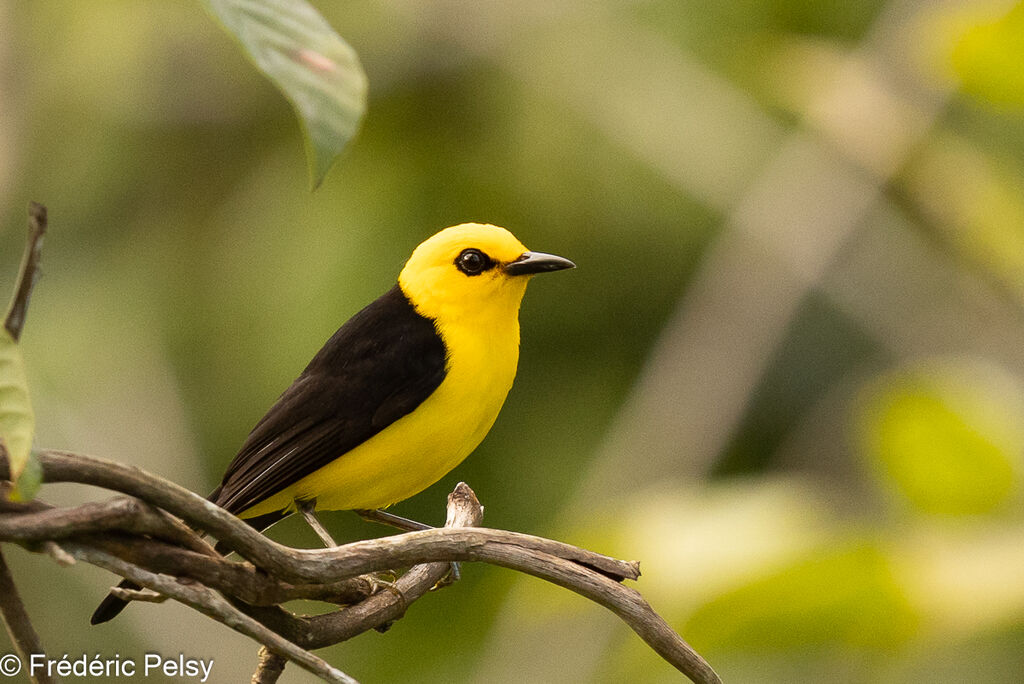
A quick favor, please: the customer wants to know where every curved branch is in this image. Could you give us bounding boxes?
[13,450,283,572]
[82,533,373,607]
[5,451,638,584]
[0,450,721,684]
[59,541,358,684]
[0,494,212,554]
[239,484,486,649]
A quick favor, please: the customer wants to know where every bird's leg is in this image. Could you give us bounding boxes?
[295,499,403,600]
[354,508,461,586]
[295,498,339,547]
[354,508,431,532]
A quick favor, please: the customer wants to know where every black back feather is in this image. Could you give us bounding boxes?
[211,284,448,515]
[91,284,447,626]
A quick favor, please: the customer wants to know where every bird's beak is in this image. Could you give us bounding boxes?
[504,251,576,276]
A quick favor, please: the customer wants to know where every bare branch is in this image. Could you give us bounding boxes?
[0,495,213,555]
[72,531,372,607]
[292,527,640,583]
[109,586,166,604]
[40,541,75,567]
[6,450,638,583]
[4,202,47,341]
[296,482,485,647]
[0,450,721,684]
[252,646,287,684]
[0,547,57,684]
[58,541,360,684]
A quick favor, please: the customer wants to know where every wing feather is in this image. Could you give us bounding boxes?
[212,284,447,515]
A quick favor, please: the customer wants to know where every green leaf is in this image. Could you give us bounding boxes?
[906,134,1024,303]
[685,543,918,653]
[12,450,42,503]
[858,360,1024,516]
[204,0,368,187]
[0,327,36,500]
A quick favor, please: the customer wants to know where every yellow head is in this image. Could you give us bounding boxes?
[398,223,574,324]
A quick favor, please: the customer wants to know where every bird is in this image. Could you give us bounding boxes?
[91,223,574,624]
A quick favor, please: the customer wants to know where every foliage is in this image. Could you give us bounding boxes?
[203,0,366,187]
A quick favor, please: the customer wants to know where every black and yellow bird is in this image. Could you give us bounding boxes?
[91,223,574,623]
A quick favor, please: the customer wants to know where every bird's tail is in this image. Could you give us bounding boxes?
[90,579,140,625]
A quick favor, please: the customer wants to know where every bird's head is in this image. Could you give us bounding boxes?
[398,223,574,324]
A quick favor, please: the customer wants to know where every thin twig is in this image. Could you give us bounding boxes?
[19,450,312,580]
[4,202,47,341]
[109,586,166,604]
[0,546,57,684]
[240,480,487,683]
[40,541,75,567]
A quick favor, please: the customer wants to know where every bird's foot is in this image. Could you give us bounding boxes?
[359,571,404,601]
[361,571,405,633]
[432,561,461,590]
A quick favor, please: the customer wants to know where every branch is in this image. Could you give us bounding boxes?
[0,494,213,555]
[58,540,358,684]
[0,490,439,607]
[0,450,721,684]
[234,481,487,684]
[0,547,57,684]
[10,451,639,583]
[4,202,47,341]
[252,646,287,684]
[240,483,487,649]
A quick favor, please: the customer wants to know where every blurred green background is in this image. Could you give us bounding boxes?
[3,0,1024,682]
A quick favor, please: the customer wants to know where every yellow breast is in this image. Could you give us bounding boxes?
[243,313,520,515]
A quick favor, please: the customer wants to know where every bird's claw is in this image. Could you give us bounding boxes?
[432,561,461,590]
[359,571,404,601]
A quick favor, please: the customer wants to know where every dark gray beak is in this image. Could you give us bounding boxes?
[504,251,576,276]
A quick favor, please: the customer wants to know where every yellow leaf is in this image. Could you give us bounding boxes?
[685,543,918,653]
[948,2,1024,108]
[858,360,1024,516]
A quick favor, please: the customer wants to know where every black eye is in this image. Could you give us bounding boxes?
[455,248,493,276]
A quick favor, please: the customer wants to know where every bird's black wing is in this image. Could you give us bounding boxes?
[211,284,447,515]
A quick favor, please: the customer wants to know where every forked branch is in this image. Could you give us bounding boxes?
[0,450,721,684]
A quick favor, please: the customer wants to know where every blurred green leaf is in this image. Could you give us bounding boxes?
[905,134,1024,303]
[0,328,36,501]
[204,0,368,187]
[685,543,918,653]
[13,450,42,503]
[949,2,1024,108]
[858,361,1024,516]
